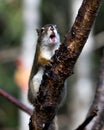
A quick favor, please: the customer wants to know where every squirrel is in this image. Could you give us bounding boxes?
[28,24,61,105]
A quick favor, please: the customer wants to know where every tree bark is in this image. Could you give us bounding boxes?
[29,0,102,130]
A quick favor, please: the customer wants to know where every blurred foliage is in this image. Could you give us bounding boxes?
[0,62,19,129]
[93,2,104,80]
[0,0,22,129]
[0,0,22,49]
[41,0,70,40]
[94,2,104,35]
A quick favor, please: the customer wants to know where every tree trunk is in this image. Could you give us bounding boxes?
[29,0,102,130]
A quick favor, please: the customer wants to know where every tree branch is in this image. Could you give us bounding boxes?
[75,107,98,130]
[29,0,102,130]
[0,88,32,115]
[85,55,104,130]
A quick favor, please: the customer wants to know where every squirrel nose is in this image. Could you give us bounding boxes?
[50,26,54,31]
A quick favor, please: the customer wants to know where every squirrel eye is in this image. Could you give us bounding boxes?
[54,25,58,30]
[41,27,44,33]
[54,25,57,28]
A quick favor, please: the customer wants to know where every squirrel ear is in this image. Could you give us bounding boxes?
[36,29,40,35]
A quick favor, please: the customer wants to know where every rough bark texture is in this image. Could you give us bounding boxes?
[85,56,104,130]
[29,0,102,130]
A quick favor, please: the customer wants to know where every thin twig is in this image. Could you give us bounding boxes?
[75,107,98,130]
[0,88,32,115]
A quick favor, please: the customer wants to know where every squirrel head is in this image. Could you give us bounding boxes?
[36,24,60,47]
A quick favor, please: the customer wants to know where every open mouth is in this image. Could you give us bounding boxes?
[50,32,56,43]
[50,33,55,39]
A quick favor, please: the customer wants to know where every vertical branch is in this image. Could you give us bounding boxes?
[85,55,104,130]
[75,108,98,130]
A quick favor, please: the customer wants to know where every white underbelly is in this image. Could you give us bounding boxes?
[30,67,44,98]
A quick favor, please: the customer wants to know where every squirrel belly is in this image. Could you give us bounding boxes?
[28,67,44,104]
[28,48,53,104]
